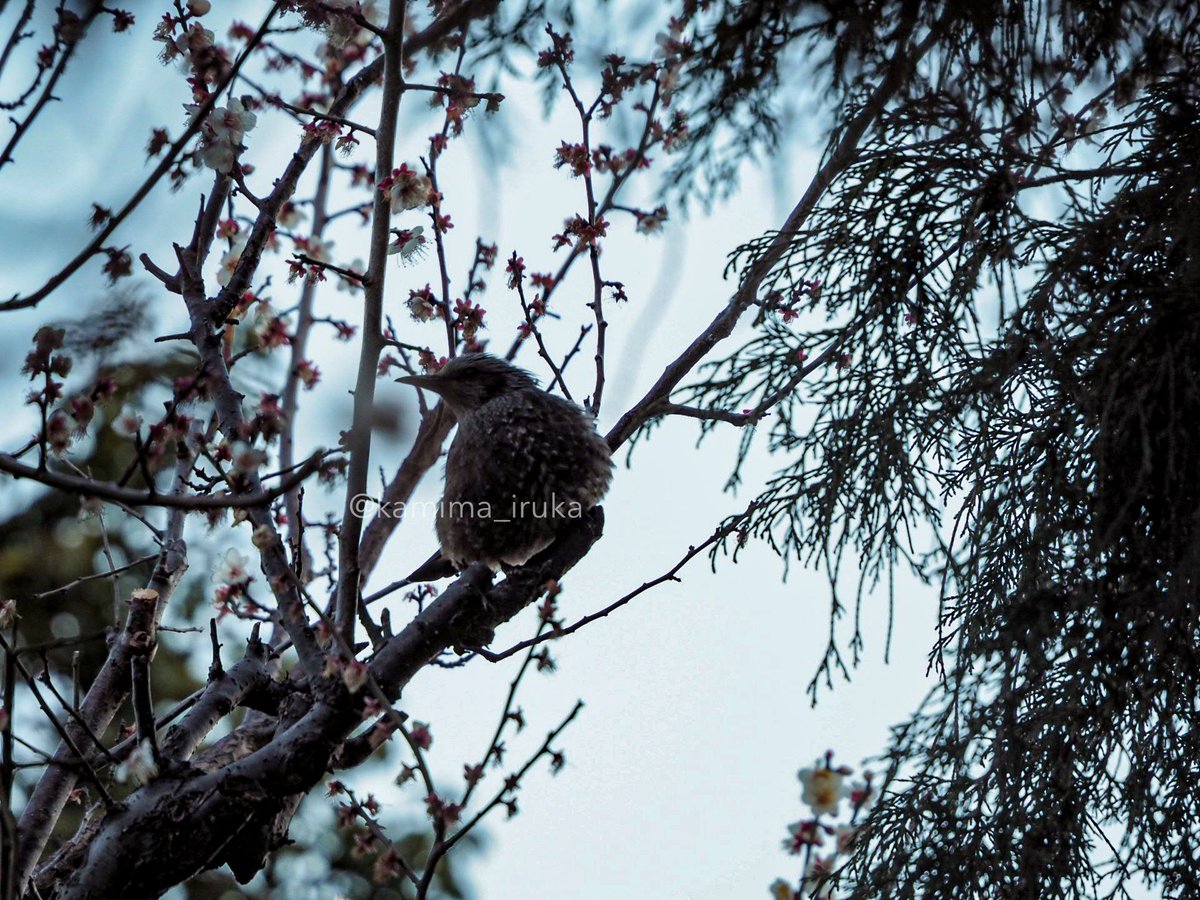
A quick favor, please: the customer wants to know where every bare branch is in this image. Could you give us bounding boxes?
[0,450,325,510]
[14,484,185,892]
[333,0,410,646]
[605,12,936,449]
[477,507,752,663]
[160,627,274,762]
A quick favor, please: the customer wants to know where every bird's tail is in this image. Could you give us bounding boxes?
[363,550,460,606]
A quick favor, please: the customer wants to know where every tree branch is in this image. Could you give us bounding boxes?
[333,0,409,647]
[160,627,274,762]
[0,450,324,510]
[605,10,935,449]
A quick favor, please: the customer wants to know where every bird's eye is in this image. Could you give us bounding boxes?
[480,373,507,399]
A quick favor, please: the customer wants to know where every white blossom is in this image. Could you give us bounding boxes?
[798,765,851,817]
[115,739,159,785]
[213,548,252,586]
[111,407,143,438]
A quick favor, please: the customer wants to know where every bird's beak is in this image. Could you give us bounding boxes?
[395,372,440,389]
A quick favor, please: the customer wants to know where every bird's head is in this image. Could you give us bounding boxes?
[395,353,539,417]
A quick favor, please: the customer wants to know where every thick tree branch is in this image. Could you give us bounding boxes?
[45,508,603,898]
[160,628,275,762]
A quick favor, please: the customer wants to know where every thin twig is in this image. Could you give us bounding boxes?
[439,700,584,856]
[33,555,158,599]
[460,620,548,808]
[0,634,113,806]
[605,11,937,449]
[333,0,410,645]
[477,507,754,663]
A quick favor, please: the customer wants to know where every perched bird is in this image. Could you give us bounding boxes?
[396,354,613,570]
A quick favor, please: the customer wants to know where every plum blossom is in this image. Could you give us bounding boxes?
[848,775,874,809]
[277,201,305,229]
[230,441,267,474]
[388,225,427,263]
[294,234,332,263]
[156,20,213,66]
[295,359,320,390]
[216,238,247,287]
[213,549,252,587]
[409,721,433,750]
[323,0,383,49]
[783,818,824,853]
[210,97,256,144]
[406,285,439,322]
[636,205,669,234]
[115,739,159,785]
[798,763,852,816]
[801,855,837,899]
[187,97,257,173]
[45,411,73,454]
[111,407,142,438]
[337,258,366,293]
[378,164,432,212]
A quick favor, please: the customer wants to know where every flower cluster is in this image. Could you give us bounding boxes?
[22,327,77,456]
[537,27,574,69]
[186,97,258,173]
[153,3,229,92]
[321,0,383,49]
[424,791,463,829]
[635,205,669,234]
[554,141,592,177]
[453,298,485,341]
[417,350,447,373]
[551,214,609,250]
[597,55,660,118]
[434,72,500,133]
[302,118,344,146]
[216,238,247,286]
[378,164,433,212]
[770,753,875,900]
[406,285,440,322]
[211,548,253,618]
[591,143,651,176]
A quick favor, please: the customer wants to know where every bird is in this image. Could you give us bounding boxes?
[395,353,613,571]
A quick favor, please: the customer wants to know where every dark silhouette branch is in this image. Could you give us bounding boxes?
[0,450,325,510]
